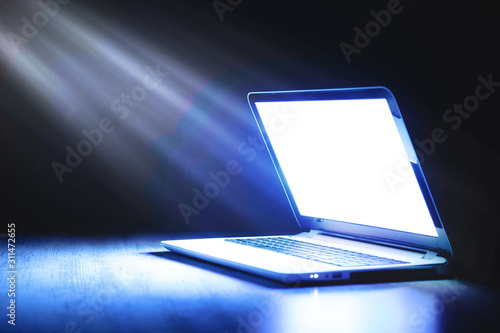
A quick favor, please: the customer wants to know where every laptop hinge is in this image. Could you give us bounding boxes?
[422,250,438,260]
[307,229,321,238]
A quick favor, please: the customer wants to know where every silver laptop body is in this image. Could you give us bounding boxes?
[162,87,453,283]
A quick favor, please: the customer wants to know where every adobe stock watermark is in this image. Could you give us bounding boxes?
[7,0,72,52]
[51,63,169,183]
[233,255,336,333]
[233,292,284,333]
[6,223,16,326]
[178,104,296,224]
[384,73,499,191]
[49,292,111,333]
[406,279,468,333]
[339,0,408,64]
[212,0,243,22]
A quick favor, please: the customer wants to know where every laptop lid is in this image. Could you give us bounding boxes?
[247,87,452,257]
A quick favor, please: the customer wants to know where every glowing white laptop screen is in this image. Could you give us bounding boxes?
[255,98,438,237]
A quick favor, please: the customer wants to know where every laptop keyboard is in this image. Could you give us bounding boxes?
[225,237,409,267]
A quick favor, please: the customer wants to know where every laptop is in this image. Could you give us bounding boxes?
[162,87,453,283]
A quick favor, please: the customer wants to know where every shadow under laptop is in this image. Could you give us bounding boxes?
[147,250,453,289]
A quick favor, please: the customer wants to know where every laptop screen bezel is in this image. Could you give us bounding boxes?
[248,87,453,257]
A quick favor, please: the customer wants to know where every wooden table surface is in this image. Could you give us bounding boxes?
[1,233,499,333]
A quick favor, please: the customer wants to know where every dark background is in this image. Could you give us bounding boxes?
[1,0,499,288]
